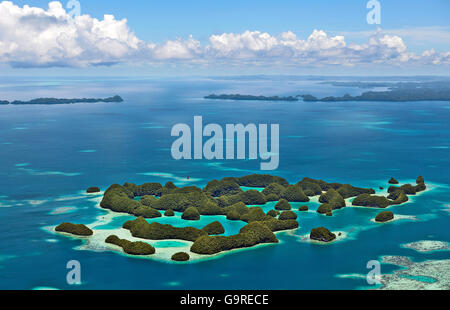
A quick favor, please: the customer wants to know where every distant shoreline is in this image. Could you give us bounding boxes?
[205,81,450,102]
[204,94,299,102]
[0,95,123,105]
[205,92,450,103]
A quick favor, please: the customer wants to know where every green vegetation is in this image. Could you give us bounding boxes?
[171,252,190,262]
[261,219,299,232]
[124,182,163,196]
[261,183,286,200]
[336,184,375,199]
[141,195,157,206]
[153,191,222,214]
[352,194,391,208]
[275,199,292,210]
[318,188,346,213]
[123,217,207,242]
[279,211,297,220]
[241,207,273,223]
[239,190,267,205]
[292,178,374,199]
[190,222,279,255]
[375,211,394,223]
[100,184,136,213]
[164,181,177,189]
[264,193,279,202]
[388,180,426,194]
[86,187,100,193]
[310,227,336,242]
[317,204,333,214]
[162,185,202,196]
[267,210,280,217]
[387,190,409,205]
[235,174,289,187]
[160,182,178,195]
[133,205,162,219]
[55,223,93,236]
[226,210,241,221]
[217,194,242,208]
[217,190,266,207]
[225,202,249,221]
[388,184,417,195]
[415,182,427,193]
[202,221,225,235]
[203,179,242,197]
[280,185,309,202]
[105,235,155,255]
[296,179,322,196]
[299,177,329,190]
[182,207,201,221]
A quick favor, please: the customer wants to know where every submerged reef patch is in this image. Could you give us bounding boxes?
[379,256,450,290]
[402,240,450,253]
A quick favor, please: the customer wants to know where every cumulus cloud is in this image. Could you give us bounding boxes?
[0,1,449,68]
[0,1,148,67]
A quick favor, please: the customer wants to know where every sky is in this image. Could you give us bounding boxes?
[1,0,450,76]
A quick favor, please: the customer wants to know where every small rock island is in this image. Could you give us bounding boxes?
[55,223,93,236]
[86,187,101,193]
[310,227,336,243]
[375,211,394,223]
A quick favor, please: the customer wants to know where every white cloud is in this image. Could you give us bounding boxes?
[0,1,449,68]
[151,35,201,60]
[0,1,144,67]
[338,26,450,45]
[209,31,279,55]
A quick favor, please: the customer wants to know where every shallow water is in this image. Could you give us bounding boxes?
[0,76,449,289]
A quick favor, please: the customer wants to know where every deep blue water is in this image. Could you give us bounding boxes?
[0,76,449,290]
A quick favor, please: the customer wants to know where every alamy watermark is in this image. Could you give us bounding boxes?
[366,260,381,285]
[171,116,279,171]
[66,260,81,285]
[66,0,81,18]
[367,0,381,25]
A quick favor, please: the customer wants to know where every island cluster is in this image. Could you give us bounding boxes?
[55,174,427,261]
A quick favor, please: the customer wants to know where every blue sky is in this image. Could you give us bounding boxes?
[2,0,450,75]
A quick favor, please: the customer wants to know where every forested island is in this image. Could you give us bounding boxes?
[205,94,299,102]
[0,95,123,105]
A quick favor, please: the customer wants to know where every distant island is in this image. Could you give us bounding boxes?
[205,81,450,103]
[300,89,450,102]
[301,81,450,102]
[0,95,123,105]
[205,94,298,102]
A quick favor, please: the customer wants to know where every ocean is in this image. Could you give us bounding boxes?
[0,76,449,290]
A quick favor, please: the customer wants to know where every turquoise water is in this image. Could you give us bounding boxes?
[0,76,449,289]
[399,274,437,284]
